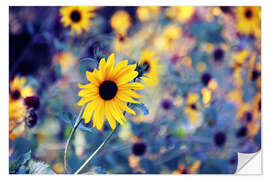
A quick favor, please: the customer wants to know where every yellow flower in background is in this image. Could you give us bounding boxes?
[184,93,200,124]
[113,34,132,54]
[110,10,131,36]
[136,6,160,22]
[9,96,26,141]
[9,96,25,122]
[53,51,77,74]
[235,7,261,37]
[173,160,201,174]
[166,6,195,23]
[77,53,145,130]
[157,24,182,51]
[139,49,161,87]
[60,6,96,35]
[10,76,34,100]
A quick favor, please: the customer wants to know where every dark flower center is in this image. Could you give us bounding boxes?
[213,48,224,62]
[245,9,253,19]
[220,6,231,14]
[182,168,188,174]
[251,69,260,81]
[132,142,147,156]
[70,10,81,23]
[118,35,126,42]
[11,90,21,100]
[245,112,253,122]
[236,126,247,138]
[161,99,173,110]
[258,99,261,111]
[190,103,197,110]
[214,131,226,147]
[201,72,212,86]
[143,61,150,73]
[99,80,118,100]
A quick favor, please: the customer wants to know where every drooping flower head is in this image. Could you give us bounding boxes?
[60,6,96,35]
[77,53,145,130]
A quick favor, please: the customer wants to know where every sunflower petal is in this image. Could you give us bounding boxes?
[117,93,141,104]
[104,101,116,129]
[116,98,136,115]
[118,82,145,90]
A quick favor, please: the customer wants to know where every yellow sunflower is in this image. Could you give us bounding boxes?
[60,6,96,35]
[136,6,160,22]
[166,6,195,23]
[235,6,261,37]
[77,53,145,130]
[10,76,34,100]
[110,10,131,36]
[139,50,161,87]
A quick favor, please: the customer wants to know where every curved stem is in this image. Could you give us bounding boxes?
[74,124,120,174]
[64,103,87,173]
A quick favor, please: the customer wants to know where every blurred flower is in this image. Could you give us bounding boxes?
[173,160,201,174]
[214,131,226,147]
[246,121,260,137]
[77,53,145,130]
[9,76,35,140]
[156,24,182,51]
[236,126,247,138]
[161,98,173,110]
[136,6,160,22]
[184,93,200,124]
[9,96,26,140]
[110,10,131,36]
[53,51,77,74]
[52,162,64,174]
[132,142,147,156]
[166,6,195,23]
[139,49,161,87]
[200,72,212,86]
[24,96,40,110]
[235,7,261,37]
[10,76,34,100]
[113,34,132,54]
[212,47,225,63]
[201,88,212,105]
[60,6,96,35]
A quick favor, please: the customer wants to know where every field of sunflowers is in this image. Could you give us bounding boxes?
[9,6,261,174]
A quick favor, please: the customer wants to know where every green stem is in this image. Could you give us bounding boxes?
[64,103,87,173]
[74,124,120,174]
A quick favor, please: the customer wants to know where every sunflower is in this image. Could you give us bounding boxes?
[60,6,96,35]
[166,6,195,23]
[156,24,182,51]
[136,6,160,22]
[77,53,145,130]
[9,96,26,140]
[10,76,34,100]
[110,10,131,36]
[184,93,200,124]
[173,160,201,174]
[138,50,161,87]
[235,6,261,37]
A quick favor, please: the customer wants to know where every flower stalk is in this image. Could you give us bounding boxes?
[64,103,87,173]
[74,123,120,174]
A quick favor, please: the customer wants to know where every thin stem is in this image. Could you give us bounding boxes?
[64,103,87,173]
[74,124,120,174]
